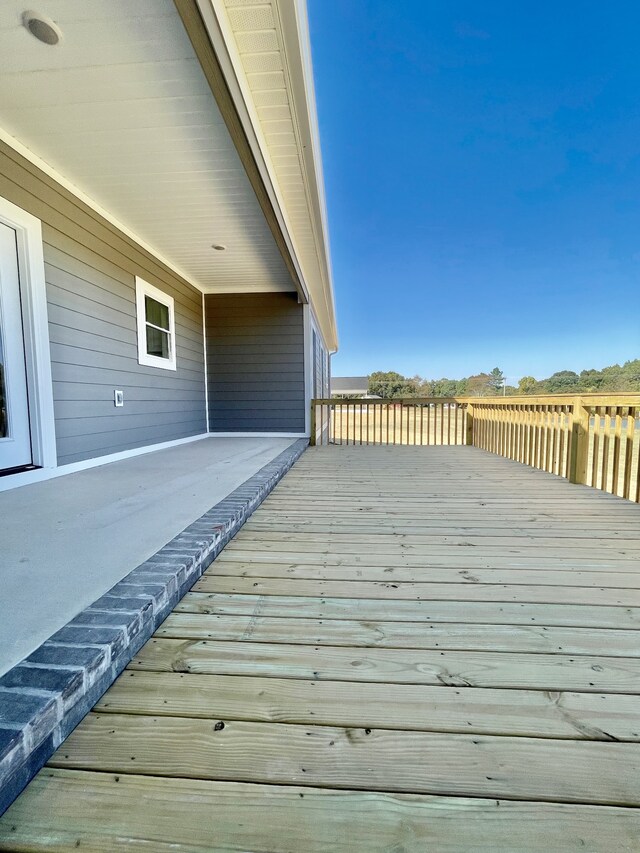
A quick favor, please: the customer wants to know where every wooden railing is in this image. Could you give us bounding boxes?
[310,394,640,503]
[472,398,574,479]
[311,398,470,447]
[471,395,640,501]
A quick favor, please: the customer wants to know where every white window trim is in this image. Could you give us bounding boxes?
[135,277,177,371]
[0,195,56,470]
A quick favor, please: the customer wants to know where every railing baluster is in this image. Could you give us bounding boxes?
[486,405,490,451]
[562,406,569,475]
[622,408,635,499]
[612,409,623,495]
[636,408,640,502]
[549,408,556,473]
[412,403,416,446]
[493,405,498,455]
[502,405,507,458]
[601,410,612,491]
[503,405,509,459]
[517,405,523,463]
[505,405,511,460]
[590,406,600,487]
[533,406,541,468]
[344,403,348,445]
[484,405,488,449]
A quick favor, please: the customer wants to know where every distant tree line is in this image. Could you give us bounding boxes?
[368,360,640,398]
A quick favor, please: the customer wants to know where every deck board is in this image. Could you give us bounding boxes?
[2,445,640,851]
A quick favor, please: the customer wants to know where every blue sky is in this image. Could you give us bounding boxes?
[308,1,640,382]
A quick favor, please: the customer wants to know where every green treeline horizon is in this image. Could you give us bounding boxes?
[364,360,640,398]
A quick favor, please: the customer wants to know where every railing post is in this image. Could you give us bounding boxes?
[569,396,589,484]
[309,400,317,446]
[465,403,474,446]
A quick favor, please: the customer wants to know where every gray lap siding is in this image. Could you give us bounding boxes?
[0,142,206,466]
[205,293,305,433]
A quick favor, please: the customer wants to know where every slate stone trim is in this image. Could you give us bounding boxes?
[0,438,308,816]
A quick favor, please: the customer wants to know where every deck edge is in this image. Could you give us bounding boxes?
[0,438,308,816]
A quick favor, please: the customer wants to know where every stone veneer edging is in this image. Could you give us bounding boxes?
[0,438,308,815]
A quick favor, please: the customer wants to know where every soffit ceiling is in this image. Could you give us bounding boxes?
[208,0,338,348]
[0,0,296,292]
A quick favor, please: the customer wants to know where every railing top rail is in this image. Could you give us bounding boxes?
[471,394,640,406]
[317,393,640,407]
[315,397,464,405]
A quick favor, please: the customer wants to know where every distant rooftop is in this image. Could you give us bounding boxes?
[331,376,369,395]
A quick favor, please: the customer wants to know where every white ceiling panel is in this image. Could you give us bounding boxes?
[0,0,295,292]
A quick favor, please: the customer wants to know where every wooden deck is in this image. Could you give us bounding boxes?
[2,445,640,851]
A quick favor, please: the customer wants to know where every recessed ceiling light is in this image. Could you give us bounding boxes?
[22,9,62,45]
[22,10,62,45]
[211,244,227,251]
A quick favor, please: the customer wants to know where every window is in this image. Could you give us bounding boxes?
[135,277,176,370]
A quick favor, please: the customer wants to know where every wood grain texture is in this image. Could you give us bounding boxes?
[193,575,637,606]
[129,638,640,693]
[49,713,640,805]
[204,562,640,587]
[4,770,640,853]
[96,671,640,741]
[177,591,640,628]
[3,445,640,850]
[155,612,640,657]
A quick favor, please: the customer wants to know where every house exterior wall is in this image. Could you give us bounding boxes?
[312,327,330,399]
[0,142,206,466]
[309,312,331,443]
[205,292,305,433]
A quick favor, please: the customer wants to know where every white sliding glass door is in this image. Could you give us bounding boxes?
[0,221,32,470]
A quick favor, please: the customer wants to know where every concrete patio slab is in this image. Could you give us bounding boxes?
[0,436,297,676]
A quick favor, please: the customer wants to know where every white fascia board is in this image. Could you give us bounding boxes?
[196,0,310,307]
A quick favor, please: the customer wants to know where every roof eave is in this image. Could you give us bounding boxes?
[176,0,310,306]
[184,0,338,352]
[274,0,338,351]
